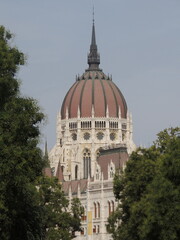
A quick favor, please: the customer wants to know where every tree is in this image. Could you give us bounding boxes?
[107,127,180,240]
[0,25,83,240]
[0,25,45,240]
[37,176,84,240]
[0,26,23,108]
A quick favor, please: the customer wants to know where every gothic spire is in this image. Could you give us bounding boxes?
[44,140,49,167]
[87,13,100,71]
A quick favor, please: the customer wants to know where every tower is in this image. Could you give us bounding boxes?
[49,19,135,239]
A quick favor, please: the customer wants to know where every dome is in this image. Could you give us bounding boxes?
[61,21,127,120]
[61,71,127,119]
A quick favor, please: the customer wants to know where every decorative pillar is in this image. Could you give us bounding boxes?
[100,173,105,239]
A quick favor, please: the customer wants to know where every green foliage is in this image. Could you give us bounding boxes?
[0,25,83,240]
[107,127,180,240]
[0,26,24,109]
[37,177,84,240]
[0,25,44,240]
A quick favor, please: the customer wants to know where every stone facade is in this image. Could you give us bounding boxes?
[50,110,135,181]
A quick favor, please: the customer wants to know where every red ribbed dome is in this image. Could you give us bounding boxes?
[61,21,127,119]
[61,70,127,119]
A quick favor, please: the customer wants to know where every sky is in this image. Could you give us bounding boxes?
[1,0,180,151]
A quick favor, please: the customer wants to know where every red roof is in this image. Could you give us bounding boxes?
[61,71,127,119]
[62,179,88,195]
[97,147,129,180]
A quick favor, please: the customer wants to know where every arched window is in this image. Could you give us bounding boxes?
[97,202,100,218]
[81,206,87,221]
[75,165,78,180]
[94,202,97,218]
[83,149,91,179]
[94,202,100,218]
[108,200,115,216]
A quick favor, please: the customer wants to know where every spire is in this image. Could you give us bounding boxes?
[91,8,96,46]
[87,10,100,71]
[44,140,49,167]
[45,140,48,155]
[44,140,49,165]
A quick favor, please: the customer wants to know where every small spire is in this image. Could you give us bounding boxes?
[118,106,121,119]
[87,9,100,71]
[77,105,80,118]
[45,140,48,156]
[106,105,109,118]
[44,140,49,167]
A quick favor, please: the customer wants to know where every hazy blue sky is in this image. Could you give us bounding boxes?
[1,0,180,150]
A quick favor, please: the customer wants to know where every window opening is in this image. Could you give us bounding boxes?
[83,149,91,178]
[75,165,78,180]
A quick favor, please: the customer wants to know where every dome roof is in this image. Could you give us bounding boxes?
[61,71,127,119]
[61,21,127,120]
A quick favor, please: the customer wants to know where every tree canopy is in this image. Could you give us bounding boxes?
[0,25,45,240]
[0,25,83,240]
[107,127,180,240]
[38,177,84,240]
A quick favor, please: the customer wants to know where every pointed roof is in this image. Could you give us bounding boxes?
[60,15,128,120]
[91,21,96,46]
[87,19,100,71]
[42,140,52,177]
[44,140,49,162]
[43,140,51,169]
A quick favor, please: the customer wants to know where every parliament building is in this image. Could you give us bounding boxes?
[49,20,135,240]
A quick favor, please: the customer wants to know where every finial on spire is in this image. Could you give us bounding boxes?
[93,6,95,24]
[87,9,101,71]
